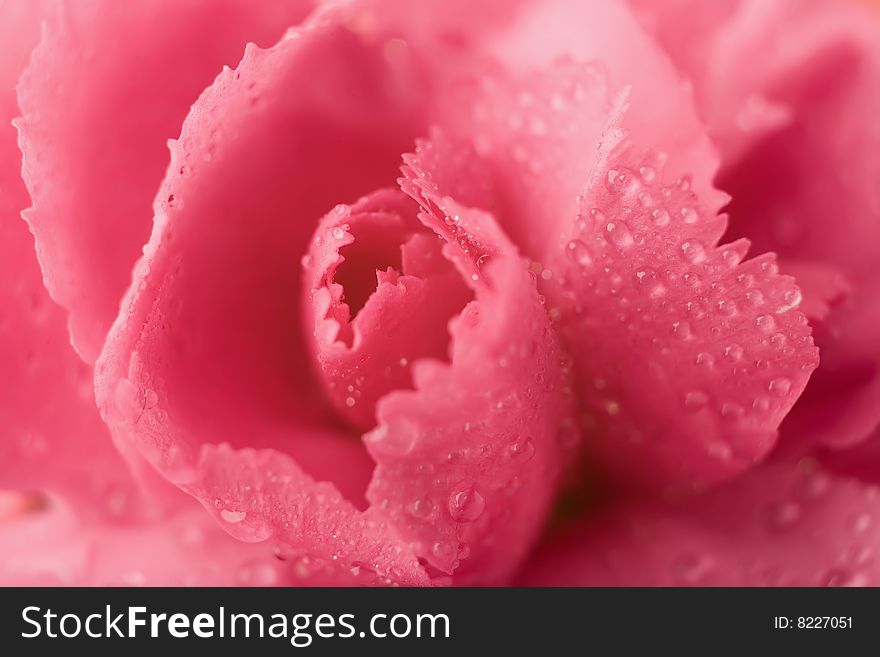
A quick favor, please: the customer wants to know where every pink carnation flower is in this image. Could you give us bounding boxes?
[1,0,878,586]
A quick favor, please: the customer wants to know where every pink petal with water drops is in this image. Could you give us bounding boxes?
[482,0,726,213]
[357,143,578,584]
[426,60,627,265]
[629,0,880,456]
[330,0,724,212]
[546,140,818,483]
[413,58,818,488]
[16,0,315,362]
[303,188,472,431]
[96,13,442,585]
[520,459,880,586]
[544,141,818,488]
[0,499,300,586]
[184,445,429,586]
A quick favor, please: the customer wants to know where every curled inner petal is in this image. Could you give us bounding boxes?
[303,189,472,430]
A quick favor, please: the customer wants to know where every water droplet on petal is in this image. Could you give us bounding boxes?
[432,542,455,562]
[723,343,744,360]
[509,438,536,463]
[716,299,737,317]
[672,320,693,340]
[680,240,707,263]
[753,396,771,412]
[606,169,626,191]
[408,497,434,520]
[448,484,485,522]
[221,509,247,524]
[720,401,744,420]
[768,378,792,396]
[365,423,416,456]
[606,222,634,248]
[756,314,776,332]
[651,208,670,226]
[680,207,698,224]
[777,289,802,313]
[634,269,666,298]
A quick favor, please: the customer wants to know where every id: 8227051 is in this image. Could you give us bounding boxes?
[773,617,853,629]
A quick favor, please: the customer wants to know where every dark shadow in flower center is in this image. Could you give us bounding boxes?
[333,218,406,320]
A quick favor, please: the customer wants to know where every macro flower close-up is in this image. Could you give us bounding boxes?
[1,0,879,588]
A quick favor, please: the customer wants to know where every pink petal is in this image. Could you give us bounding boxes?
[0,0,154,516]
[17,0,315,362]
[520,459,880,586]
